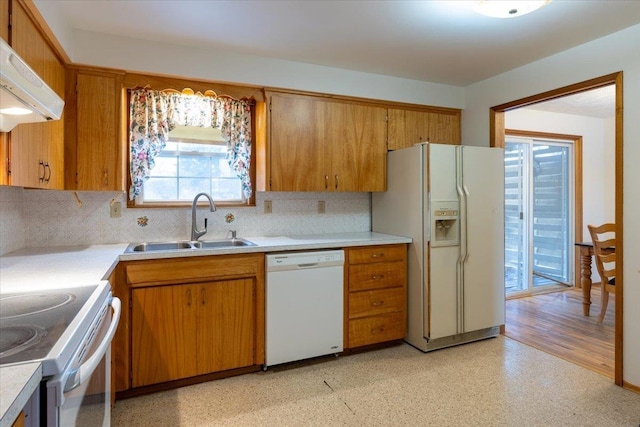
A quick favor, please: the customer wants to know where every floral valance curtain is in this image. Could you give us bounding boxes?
[129,88,253,200]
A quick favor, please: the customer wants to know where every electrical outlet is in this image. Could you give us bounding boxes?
[110,201,122,218]
[264,200,272,214]
[318,200,325,214]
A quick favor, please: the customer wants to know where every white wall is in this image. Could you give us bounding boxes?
[464,24,640,386]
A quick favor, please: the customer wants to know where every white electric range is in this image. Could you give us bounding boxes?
[0,280,121,427]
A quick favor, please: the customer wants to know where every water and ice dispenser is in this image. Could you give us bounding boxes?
[431,201,460,247]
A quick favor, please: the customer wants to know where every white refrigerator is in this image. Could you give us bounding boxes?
[372,143,505,352]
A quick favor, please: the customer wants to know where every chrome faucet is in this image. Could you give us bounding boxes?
[191,193,217,241]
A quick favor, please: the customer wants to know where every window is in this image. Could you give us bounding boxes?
[138,126,245,204]
[127,88,255,207]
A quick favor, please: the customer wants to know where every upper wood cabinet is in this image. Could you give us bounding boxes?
[388,108,461,150]
[65,67,125,191]
[6,0,65,189]
[267,92,387,192]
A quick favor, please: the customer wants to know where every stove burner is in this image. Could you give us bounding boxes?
[0,325,47,359]
[0,293,75,319]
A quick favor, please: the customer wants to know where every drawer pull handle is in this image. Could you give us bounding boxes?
[371,275,384,280]
[372,300,385,307]
[371,253,384,258]
[186,289,192,307]
[371,327,385,334]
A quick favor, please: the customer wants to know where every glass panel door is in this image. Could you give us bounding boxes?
[505,137,573,295]
[504,142,528,293]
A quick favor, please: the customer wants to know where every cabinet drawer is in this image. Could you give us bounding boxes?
[348,245,406,265]
[126,253,262,286]
[348,261,406,292]
[349,288,405,319]
[348,312,405,348]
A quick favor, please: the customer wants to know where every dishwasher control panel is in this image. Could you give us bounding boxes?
[266,250,345,271]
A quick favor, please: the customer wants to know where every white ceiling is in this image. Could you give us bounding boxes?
[36,0,636,116]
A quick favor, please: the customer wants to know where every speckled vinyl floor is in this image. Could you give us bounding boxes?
[112,336,640,426]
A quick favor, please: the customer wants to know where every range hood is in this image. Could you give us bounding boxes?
[0,38,64,132]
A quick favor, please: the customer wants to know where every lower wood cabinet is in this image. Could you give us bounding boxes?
[345,244,408,349]
[113,253,264,392]
[131,279,255,387]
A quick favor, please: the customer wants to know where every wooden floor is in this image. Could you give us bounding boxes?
[504,286,615,378]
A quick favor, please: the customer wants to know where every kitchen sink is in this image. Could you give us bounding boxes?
[192,239,256,249]
[126,239,256,253]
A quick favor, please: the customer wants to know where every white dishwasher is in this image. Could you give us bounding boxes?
[266,250,344,367]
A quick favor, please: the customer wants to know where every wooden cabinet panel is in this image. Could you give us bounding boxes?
[269,94,325,191]
[348,312,405,348]
[73,70,124,190]
[388,108,461,150]
[8,0,65,189]
[347,244,406,265]
[345,244,408,349]
[348,262,405,292]
[132,278,258,388]
[348,288,405,319]
[328,102,387,192]
[197,278,255,374]
[132,284,197,387]
[268,92,387,192]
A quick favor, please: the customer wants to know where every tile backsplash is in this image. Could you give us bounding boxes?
[0,186,371,255]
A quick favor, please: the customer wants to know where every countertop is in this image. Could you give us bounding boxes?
[0,363,41,427]
[0,231,410,425]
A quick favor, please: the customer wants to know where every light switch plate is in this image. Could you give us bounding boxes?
[318,200,325,214]
[264,200,272,214]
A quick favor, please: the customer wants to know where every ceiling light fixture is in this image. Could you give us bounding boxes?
[474,0,550,18]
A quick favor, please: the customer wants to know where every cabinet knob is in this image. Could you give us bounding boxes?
[371,274,384,280]
[103,168,109,187]
[371,300,385,307]
[371,253,384,259]
[324,175,329,189]
[334,174,338,189]
[186,289,192,306]
[371,327,385,335]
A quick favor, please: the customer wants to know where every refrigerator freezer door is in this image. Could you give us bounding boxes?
[427,144,460,339]
[461,146,505,332]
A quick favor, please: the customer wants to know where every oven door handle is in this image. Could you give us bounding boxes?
[64,296,121,393]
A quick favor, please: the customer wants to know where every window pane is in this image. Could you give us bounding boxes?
[178,178,211,200]
[212,178,243,200]
[179,156,210,177]
[150,156,177,177]
[145,178,177,200]
[212,156,234,177]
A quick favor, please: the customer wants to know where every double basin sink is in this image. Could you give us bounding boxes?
[125,238,256,253]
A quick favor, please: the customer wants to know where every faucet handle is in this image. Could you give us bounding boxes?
[228,230,237,239]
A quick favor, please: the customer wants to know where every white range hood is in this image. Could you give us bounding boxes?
[0,38,64,132]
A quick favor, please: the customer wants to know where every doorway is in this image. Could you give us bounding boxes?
[490,72,623,385]
[505,136,574,296]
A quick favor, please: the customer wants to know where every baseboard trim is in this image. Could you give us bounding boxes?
[623,381,640,394]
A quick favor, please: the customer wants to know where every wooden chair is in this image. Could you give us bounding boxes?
[587,223,616,323]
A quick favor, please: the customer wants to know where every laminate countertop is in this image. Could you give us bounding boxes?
[0,363,41,427]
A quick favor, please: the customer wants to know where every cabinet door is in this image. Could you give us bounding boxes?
[197,278,255,374]
[75,72,123,190]
[131,285,198,387]
[9,0,65,189]
[388,108,461,150]
[269,94,325,191]
[326,102,387,192]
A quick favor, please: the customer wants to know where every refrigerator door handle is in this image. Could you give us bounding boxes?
[455,146,467,334]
